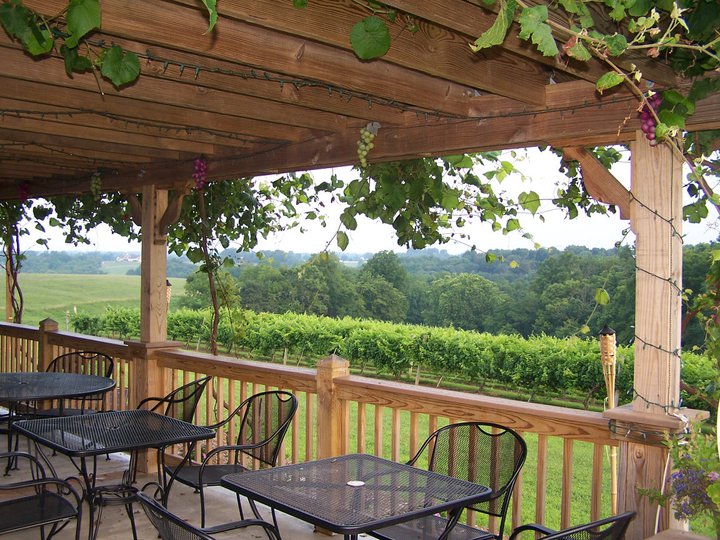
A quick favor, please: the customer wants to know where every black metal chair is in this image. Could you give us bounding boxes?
[368,422,527,540]
[137,488,281,540]
[169,390,298,532]
[94,376,212,540]
[44,351,115,416]
[0,451,83,540]
[508,512,636,540]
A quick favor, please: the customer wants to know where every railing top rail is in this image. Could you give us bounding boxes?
[46,331,130,358]
[335,375,617,445]
[0,321,40,340]
[158,349,318,394]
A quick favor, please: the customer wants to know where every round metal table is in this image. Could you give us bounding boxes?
[0,371,116,404]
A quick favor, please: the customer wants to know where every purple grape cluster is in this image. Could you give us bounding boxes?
[639,93,662,144]
[193,157,208,189]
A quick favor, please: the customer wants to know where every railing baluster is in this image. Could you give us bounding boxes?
[561,438,574,529]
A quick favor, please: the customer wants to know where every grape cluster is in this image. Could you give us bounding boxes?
[193,157,208,189]
[639,93,662,144]
[90,172,102,200]
[357,123,379,168]
[18,182,29,202]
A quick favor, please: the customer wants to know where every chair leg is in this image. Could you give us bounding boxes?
[199,484,207,528]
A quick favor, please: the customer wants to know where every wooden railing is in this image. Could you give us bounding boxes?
[1,322,621,535]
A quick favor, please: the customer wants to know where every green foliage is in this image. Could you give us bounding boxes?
[350,16,391,60]
[469,0,517,52]
[517,5,558,57]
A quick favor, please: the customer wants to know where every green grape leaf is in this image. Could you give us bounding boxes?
[200,0,218,34]
[596,71,624,93]
[654,122,671,140]
[579,324,591,334]
[519,191,541,214]
[603,34,628,56]
[350,16,391,60]
[0,1,31,39]
[441,190,460,211]
[100,45,140,88]
[658,109,686,130]
[505,218,520,232]
[595,287,610,305]
[61,44,92,75]
[336,231,349,251]
[65,0,100,48]
[683,200,709,223]
[340,210,358,230]
[21,22,53,55]
[518,5,559,57]
[565,39,591,61]
[628,0,652,16]
[470,0,517,52]
[485,252,497,263]
[509,260,519,269]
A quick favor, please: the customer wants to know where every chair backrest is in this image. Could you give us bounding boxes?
[230,390,298,466]
[137,491,216,540]
[142,376,212,423]
[411,421,527,539]
[47,351,114,378]
[530,512,636,540]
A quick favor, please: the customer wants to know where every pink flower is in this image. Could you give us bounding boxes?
[708,471,720,482]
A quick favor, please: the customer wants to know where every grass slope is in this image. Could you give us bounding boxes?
[3,273,185,327]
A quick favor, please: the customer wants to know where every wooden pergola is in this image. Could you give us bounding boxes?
[1,2,719,539]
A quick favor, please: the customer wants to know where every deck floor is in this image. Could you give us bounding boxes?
[1,438,342,540]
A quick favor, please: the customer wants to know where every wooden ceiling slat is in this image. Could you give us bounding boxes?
[191,0,550,105]
[0,68,313,144]
[24,0,489,118]
[0,43,350,134]
[0,128,183,161]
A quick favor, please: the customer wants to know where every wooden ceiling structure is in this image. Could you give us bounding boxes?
[2,0,720,201]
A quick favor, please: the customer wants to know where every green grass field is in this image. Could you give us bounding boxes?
[2,273,185,328]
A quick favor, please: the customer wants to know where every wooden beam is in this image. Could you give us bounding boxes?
[562,147,632,219]
[196,0,550,105]
[0,70,311,144]
[24,0,491,118]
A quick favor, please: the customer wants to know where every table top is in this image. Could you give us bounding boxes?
[12,409,215,457]
[220,453,492,535]
[0,371,115,403]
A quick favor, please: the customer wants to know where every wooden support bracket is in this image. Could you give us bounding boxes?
[156,182,192,240]
[562,147,632,220]
[126,192,142,227]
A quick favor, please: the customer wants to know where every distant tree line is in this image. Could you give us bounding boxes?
[178,243,718,349]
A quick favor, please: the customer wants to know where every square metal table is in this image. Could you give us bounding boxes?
[220,453,492,540]
[13,409,215,539]
[0,371,116,470]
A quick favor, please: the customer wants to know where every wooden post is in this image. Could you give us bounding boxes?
[37,318,58,372]
[133,184,170,472]
[617,133,683,540]
[140,184,169,343]
[316,354,349,459]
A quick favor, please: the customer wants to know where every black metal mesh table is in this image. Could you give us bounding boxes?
[0,371,115,404]
[13,409,215,540]
[220,453,492,539]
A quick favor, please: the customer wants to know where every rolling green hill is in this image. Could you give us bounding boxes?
[1,274,185,328]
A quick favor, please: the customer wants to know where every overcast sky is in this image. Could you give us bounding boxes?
[26,148,719,255]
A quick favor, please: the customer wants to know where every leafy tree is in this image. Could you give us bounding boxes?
[356,274,408,322]
[423,274,505,332]
[360,251,408,293]
[180,270,239,311]
[295,253,363,318]
[237,264,299,314]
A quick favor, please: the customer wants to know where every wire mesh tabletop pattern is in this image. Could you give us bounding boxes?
[221,453,492,539]
[0,372,115,403]
[13,409,214,456]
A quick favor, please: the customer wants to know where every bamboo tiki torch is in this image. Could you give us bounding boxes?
[599,324,618,514]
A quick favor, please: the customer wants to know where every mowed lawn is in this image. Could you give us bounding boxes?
[2,273,185,328]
